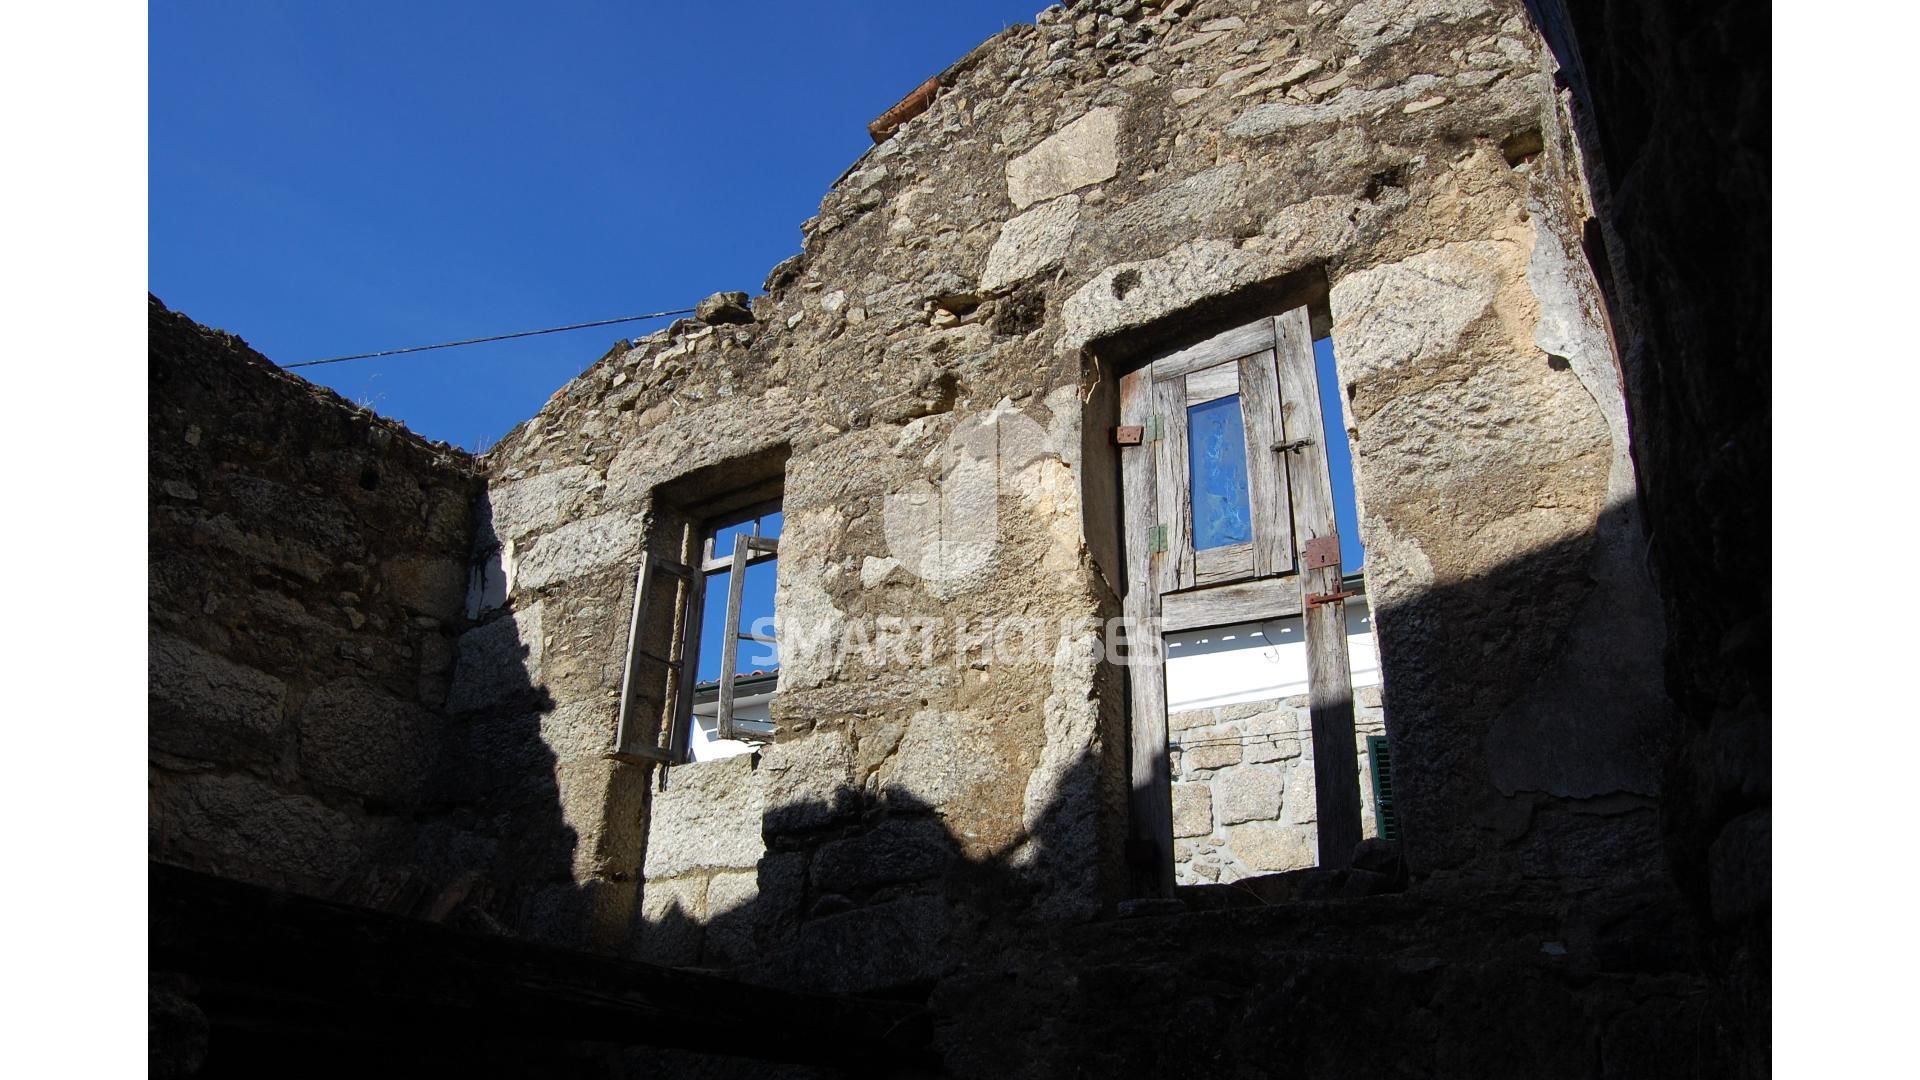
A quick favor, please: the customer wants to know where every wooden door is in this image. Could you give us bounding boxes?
[1119,307,1362,896]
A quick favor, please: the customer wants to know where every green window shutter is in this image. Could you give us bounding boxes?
[1367,735,1399,841]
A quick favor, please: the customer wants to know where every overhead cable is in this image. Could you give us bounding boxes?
[287,307,697,369]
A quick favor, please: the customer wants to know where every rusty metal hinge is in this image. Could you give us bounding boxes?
[1148,525,1168,554]
[1303,535,1341,571]
[1305,588,1360,608]
[1112,425,1144,446]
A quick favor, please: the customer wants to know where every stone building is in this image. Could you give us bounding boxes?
[150,0,1768,1076]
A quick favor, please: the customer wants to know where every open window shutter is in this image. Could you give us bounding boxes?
[1151,376,1193,592]
[613,552,696,765]
[1367,735,1399,841]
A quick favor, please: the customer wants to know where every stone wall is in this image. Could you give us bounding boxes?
[453,0,1674,986]
[146,0,1764,1069]
[1170,686,1386,884]
[1523,0,1769,1068]
[147,0,1688,999]
[148,296,481,899]
[933,886,1718,1080]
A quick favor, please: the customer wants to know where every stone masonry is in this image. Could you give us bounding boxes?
[148,4,1739,1069]
[451,0,1665,983]
[149,298,482,898]
[1170,685,1387,884]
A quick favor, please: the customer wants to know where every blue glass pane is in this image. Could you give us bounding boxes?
[1187,394,1253,550]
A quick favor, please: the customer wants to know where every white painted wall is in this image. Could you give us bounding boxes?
[1164,601,1380,712]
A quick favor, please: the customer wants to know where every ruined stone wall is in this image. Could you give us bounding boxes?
[1524,0,1769,1068]
[459,0,1673,985]
[149,297,482,900]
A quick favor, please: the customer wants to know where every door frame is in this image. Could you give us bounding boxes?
[1117,305,1363,897]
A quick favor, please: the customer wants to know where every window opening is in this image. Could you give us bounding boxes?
[689,505,781,761]
[1314,336,1364,573]
[612,497,782,769]
[1117,306,1376,894]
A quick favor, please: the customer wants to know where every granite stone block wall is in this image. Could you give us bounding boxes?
[148,297,481,898]
[1170,686,1387,884]
[440,0,1674,985]
[151,0,1702,1006]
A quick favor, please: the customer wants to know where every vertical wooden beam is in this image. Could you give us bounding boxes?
[664,525,705,769]
[1274,308,1363,868]
[1120,364,1174,897]
[1152,376,1195,593]
[1238,346,1295,577]
[716,533,750,740]
[614,553,655,756]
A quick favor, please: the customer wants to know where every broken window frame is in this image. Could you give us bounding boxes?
[611,490,782,768]
[697,500,782,744]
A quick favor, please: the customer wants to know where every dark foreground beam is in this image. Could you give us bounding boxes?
[150,861,934,1076]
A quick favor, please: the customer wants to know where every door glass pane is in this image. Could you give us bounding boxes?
[1187,393,1253,549]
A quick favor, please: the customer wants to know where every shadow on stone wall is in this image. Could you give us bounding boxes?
[150,431,1756,1078]
[1523,3,1769,1074]
[618,502,1705,983]
[1367,501,1676,889]
[637,748,1113,999]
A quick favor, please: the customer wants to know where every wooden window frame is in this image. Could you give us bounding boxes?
[701,501,782,743]
[610,493,782,768]
[1118,305,1364,897]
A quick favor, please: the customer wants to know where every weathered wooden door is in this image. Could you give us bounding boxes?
[1119,306,1362,896]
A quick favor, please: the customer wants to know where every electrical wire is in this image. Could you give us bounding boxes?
[286,307,697,369]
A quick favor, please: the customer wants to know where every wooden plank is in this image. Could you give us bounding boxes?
[613,554,655,757]
[715,533,751,740]
[700,548,777,575]
[663,539,705,769]
[1152,375,1195,592]
[1183,360,1239,405]
[1119,363,1174,898]
[1150,320,1277,383]
[1273,307,1362,868]
[1161,576,1304,632]
[1239,346,1295,577]
[1193,541,1254,585]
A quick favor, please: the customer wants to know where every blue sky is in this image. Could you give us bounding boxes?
[150,0,1042,450]
[149,0,1364,586]
[1316,336,1366,572]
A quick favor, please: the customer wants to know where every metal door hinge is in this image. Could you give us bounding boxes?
[1113,425,1144,446]
[1144,415,1164,441]
[1272,436,1315,454]
[1148,525,1168,553]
